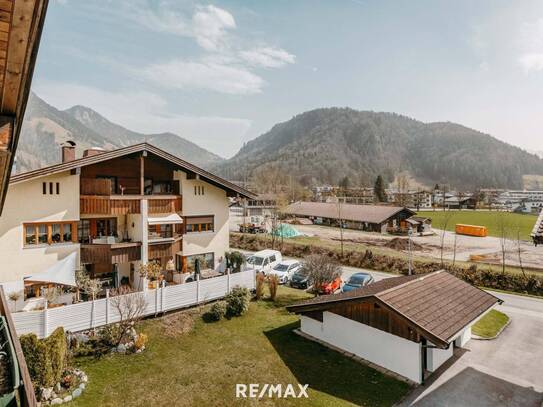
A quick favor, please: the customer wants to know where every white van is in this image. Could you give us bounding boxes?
[246,249,282,274]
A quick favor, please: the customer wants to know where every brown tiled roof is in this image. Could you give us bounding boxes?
[287,271,500,346]
[283,201,414,224]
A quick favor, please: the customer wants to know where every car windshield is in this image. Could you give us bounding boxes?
[247,256,264,266]
[273,264,289,271]
[293,269,308,277]
[348,275,369,285]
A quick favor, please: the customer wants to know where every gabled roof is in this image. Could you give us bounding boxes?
[284,201,414,224]
[9,143,256,199]
[287,271,500,347]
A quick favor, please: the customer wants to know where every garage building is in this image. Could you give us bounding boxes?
[286,271,500,384]
[284,201,415,233]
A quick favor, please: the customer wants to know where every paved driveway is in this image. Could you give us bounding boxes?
[400,304,543,407]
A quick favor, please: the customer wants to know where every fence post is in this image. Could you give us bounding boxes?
[161,280,165,313]
[91,295,95,330]
[155,285,159,316]
[227,269,231,294]
[196,274,200,304]
[43,300,48,338]
[105,289,110,325]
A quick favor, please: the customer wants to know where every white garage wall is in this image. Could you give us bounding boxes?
[300,312,422,383]
[426,345,453,372]
[454,326,471,348]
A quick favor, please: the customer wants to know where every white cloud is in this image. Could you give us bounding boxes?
[192,5,236,51]
[32,81,252,157]
[519,53,543,72]
[139,59,265,95]
[239,46,296,68]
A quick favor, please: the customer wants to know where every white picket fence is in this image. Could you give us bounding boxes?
[12,270,256,338]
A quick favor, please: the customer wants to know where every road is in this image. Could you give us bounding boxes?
[242,249,543,316]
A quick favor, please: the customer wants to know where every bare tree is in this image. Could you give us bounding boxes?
[336,197,344,257]
[8,291,21,312]
[109,286,147,346]
[76,269,103,301]
[439,211,454,267]
[496,212,510,274]
[517,228,526,278]
[302,254,341,295]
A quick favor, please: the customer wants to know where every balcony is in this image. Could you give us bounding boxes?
[148,239,182,261]
[80,178,182,216]
[80,242,142,264]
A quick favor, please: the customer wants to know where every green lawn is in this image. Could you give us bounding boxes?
[72,287,411,407]
[416,210,537,241]
[472,309,510,338]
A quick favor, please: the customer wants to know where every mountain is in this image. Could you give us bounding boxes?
[15,93,224,173]
[214,108,543,190]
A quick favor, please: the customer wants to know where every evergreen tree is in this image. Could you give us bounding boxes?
[374,175,387,202]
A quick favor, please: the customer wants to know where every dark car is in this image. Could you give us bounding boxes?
[341,272,375,293]
[289,269,312,289]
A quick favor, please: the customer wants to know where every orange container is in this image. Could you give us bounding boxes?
[455,224,488,237]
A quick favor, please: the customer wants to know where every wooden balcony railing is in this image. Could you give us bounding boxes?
[80,242,142,264]
[80,196,182,215]
[148,197,182,214]
[148,239,182,260]
[80,196,141,215]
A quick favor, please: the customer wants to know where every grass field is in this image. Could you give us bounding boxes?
[472,309,510,338]
[72,287,411,407]
[416,210,537,241]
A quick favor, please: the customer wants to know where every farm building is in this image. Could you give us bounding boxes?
[532,210,543,246]
[283,201,416,233]
[286,271,500,384]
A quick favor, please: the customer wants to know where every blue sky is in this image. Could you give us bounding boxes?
[32,0,543,157]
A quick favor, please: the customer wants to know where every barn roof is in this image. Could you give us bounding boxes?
[9,142,256,199]
[286,271,500,347]
[283,201,414,224]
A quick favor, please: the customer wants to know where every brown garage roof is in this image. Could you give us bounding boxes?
[284,201,414,225]
[286,271,500,347]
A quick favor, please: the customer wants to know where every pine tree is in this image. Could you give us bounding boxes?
[374,175,387,202]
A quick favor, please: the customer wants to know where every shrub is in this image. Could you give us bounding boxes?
[225,286,250,317]
[45,327,68,385]
[268,274,279,301]
[20,327,68,389]
[20,333,52,388]
[255,272,265,300]
[207,301,227,321]
[134,333,148,350]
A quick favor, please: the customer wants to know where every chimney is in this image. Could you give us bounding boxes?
[61,141,76,162]
[83,147,106,158]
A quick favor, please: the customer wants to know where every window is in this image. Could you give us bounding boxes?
[193,185,205,195]
[185,216,214,233]
[49,182,53,195]
[24,222,77,246]
[78,219,90,243]
[42,182,46,195]
[185,252,214,272]
[96,218,117,237]
[56,182,60,195]
[269,254,276,263]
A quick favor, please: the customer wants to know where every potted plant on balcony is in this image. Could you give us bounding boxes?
[165,258,176,282]
[139,262,162,289]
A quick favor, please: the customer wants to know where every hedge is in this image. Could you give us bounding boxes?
[231,233,543,296]
[20,327,68,389]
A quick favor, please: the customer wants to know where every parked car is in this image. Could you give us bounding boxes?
[246,249,282,274]
[341,272,375,293]
[319,276,342,295]
[268,260,302,284]
[289,268,312,289]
